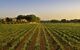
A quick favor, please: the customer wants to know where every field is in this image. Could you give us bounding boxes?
[0,23,80,50]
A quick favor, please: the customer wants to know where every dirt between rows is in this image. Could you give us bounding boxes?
[40,27,46,50]
[26,28,38,50]
[15,27,37,50]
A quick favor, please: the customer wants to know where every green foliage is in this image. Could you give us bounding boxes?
[0,23,80,50]
[16,14,40,22]
[44,23,80,50]
[16,15,25,20]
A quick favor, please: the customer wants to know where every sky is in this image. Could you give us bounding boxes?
[0,0,80,20]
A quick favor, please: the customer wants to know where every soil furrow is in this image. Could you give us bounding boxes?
[15,26,37,50]
[27,27,39,50]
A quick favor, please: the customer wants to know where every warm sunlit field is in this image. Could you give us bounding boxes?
[0,23,80,50]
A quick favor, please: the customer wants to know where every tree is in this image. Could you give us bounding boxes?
[61,19,67,23]
[16,15,25,20]
[50,19,60,23]
[36,17,40,22]
[70,19,80,23]
[0,18,1,22]
[5,17,12,22]
[25,14,36,22]
[0,18,1,24]
[16,14,40,23]
[25,14,40,22]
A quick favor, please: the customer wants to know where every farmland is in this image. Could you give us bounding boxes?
[0,23,80,50]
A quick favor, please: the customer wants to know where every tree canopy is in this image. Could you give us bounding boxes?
[16,14,40,22]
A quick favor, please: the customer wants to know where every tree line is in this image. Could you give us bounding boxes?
[41,19,80,23]
[0,15,80,24]
[0,14,40,24]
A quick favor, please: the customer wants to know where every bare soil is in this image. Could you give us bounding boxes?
[40,27,46,50]
[15,27,36,50]
[27,28,38,50]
